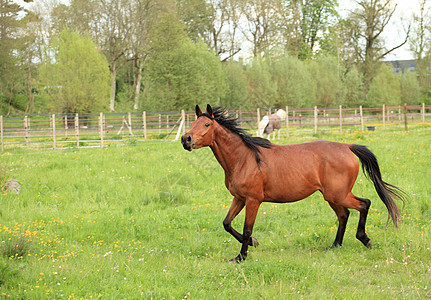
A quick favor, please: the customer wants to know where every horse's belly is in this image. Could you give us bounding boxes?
[263,185,318,203]
[262,167,321,203]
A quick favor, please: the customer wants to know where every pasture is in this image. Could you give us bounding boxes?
[0,125,430,299]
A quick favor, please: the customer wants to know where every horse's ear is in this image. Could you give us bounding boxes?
[195,105,202,117]
[206,104,213,117]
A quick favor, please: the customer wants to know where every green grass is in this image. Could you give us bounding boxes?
[0,125,430,299]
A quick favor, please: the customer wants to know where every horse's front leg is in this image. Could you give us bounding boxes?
[230,199,261,263]
[223,198,259,250]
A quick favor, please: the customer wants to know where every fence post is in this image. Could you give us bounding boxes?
[382,104,386,129]
[99,112,104,148]
[314,106,318,134]
[52,114,57,150]
[339,105,342,133]
[24,116,29,148]
[159,114,162,135]
[64,114,68,138]
[175,110,186,141]
[422,103,425,123]
[0,115,3,151]
[143,111,147,140]
[75,113,80,148]
[181,110,186,135]
[127,112,133,137]
[286,106,289,137]
[360,106,364,132]
[166,115,169,134]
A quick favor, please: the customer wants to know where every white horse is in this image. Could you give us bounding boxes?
[257,109,286,140]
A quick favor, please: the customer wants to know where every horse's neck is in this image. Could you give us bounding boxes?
[209,125,250,176]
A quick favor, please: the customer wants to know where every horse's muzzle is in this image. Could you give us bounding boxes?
[181,134,194,151]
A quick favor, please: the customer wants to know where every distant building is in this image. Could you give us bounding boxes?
[386,60,416,73]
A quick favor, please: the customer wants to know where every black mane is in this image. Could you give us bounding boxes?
[207,106,273,164]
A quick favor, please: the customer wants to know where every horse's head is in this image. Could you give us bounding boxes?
[181,104,215,151]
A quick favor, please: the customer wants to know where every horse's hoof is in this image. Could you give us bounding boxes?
[251,237,259,247]
[228,254,244,263]
[366,240,372,249]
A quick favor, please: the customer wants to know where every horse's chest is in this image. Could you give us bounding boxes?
[224,173,262,200]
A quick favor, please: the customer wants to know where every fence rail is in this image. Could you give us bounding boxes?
[0,104,429,151]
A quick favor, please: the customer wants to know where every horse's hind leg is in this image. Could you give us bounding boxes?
[355,196,372,248]
[329,193,372,248]
[223,197,258,247]
[328,203,350,247]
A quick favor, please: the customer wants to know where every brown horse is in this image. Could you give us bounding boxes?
[181,105,405,263]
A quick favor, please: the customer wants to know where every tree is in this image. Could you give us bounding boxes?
[176,0,211,43]
[221,60,248,108]
[129,0,157,110]
[241,0,283,57]
[320,18,358,69]
[278,0,339,59]
[59,0,134,111]
[298,0,339,59]
[309,54,345,107]
[398,70,421,105]
[343,66,364,107]
[0,0,30,114]
[39,29,111,113]
[245,56,277,107]
[269,54,315,108]
[144,12,225,111]
[409,0,431,92]
[348,0,410,89]
[367,63,401,106]
[177,0,244,61]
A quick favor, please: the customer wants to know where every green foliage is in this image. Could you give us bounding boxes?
[398,70,421,105]
[176,0,211,43]
[367,64,401,107]
[421,86,431,105]
[2,0,431,113]
[221,61,249,109]
[144,13,225,111]
[309,55,346,107]
[39,29,111,113]
[343,67,365,107]
[245,56,277,108]
[0,0,27,114]
[297,0,340,59]
[269,54,315,108]
[0,237,32,260]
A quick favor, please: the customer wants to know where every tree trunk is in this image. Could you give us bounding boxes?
[133,60,143,110]
[109,63,117,112]
[25,48,34,114]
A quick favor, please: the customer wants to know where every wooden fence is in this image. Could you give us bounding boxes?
[0,104,429,151]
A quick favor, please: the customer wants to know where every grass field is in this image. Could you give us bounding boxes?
[0,125,430,299]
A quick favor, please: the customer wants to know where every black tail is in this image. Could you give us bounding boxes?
[350,144,406,228]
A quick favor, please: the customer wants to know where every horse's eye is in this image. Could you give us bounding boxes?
[205,123,210,127]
